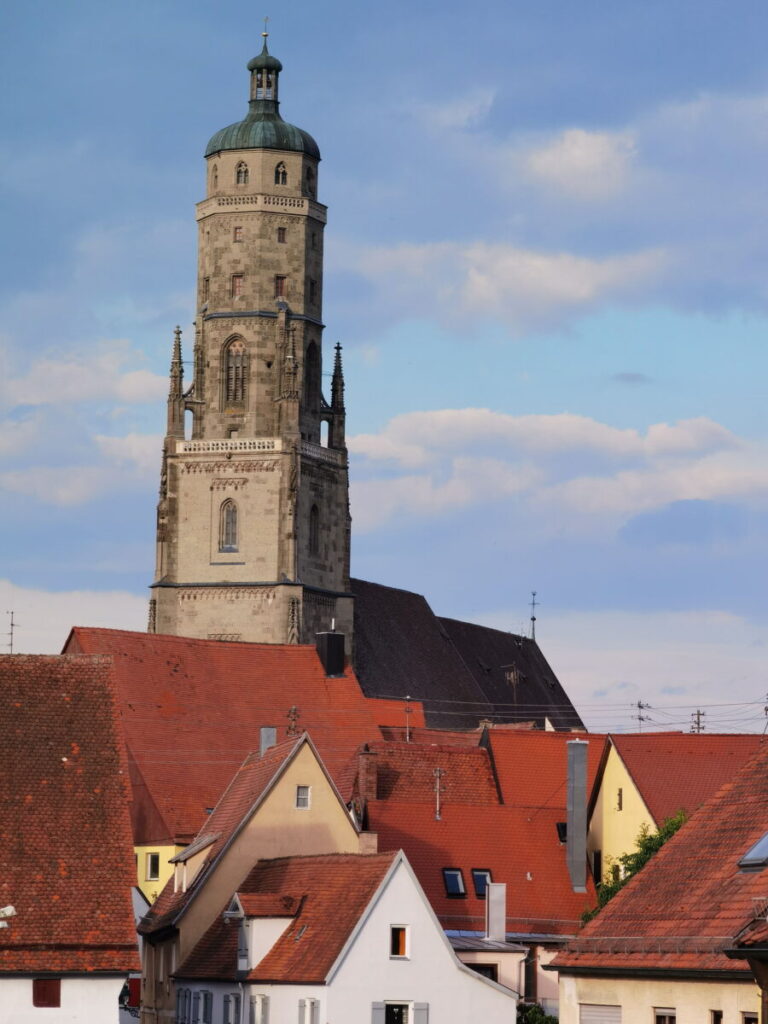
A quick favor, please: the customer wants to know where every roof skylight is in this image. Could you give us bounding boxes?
[739,832,768,871]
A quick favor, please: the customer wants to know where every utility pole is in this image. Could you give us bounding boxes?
[433,767,445,821]
[530,591,538,642]
[6,611,16,654]
[634,700,651,731]
[690,709,706,733]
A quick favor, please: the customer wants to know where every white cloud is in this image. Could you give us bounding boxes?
[414,88,496,131]
[335,240,666,336]
[522,128,636,199]
[1,341,167,409]
[349,408,764,534]
[0,578,147,654]
[96,432,162,476]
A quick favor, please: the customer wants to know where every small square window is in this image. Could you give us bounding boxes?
[275,275,286,298]
[385,1004,411,1024]
[296,785,310,809]
[33,978,61,1007]
[146,852,160,881]
[390,925,408,958]
[233,226,243,242]
[654,1009,676,1024]
[442,867,466,898]
[711,1013,723,1024]
[232,274,244,298]
[743,1015,758,1024]
[277,227,286,243]
[471,868,492,898]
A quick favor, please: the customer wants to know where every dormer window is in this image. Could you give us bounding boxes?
[236,162,249,186]
[275,162,287,186]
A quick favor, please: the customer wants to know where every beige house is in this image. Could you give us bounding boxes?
[138,734,373,1023]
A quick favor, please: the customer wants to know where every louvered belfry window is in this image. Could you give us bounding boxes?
[226,339,247,403]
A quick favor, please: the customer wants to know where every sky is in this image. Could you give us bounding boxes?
[2,0,768,733]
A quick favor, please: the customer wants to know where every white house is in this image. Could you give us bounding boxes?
[174,850,520,1024]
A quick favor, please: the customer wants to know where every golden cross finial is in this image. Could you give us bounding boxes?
[262,15,269,38]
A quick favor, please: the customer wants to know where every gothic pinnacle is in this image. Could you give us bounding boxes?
[331,342,345,410]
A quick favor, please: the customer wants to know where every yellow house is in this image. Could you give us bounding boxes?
[587,733,763,885]
[553,740,768,1024]
[137,733,373,1024]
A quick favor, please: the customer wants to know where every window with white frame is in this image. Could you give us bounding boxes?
[251,994,270,1024]
[146,851,160,880]
[372,1004,428,1024]
[296,785,310,809]
[224,993,242,1024]
[389,924,409,958]
[299,997,319,1024]
[654,1010,675,1024]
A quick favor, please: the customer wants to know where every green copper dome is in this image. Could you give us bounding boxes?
[205,40,320,160]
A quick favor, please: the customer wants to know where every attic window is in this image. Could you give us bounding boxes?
[296,785,310,809]
[390,925,409,958]
[146,852,160,880]
[442,867,466,898]
[471,868,492,899]
[740,832,768,870]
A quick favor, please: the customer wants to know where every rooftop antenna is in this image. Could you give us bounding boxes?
[405,695,413,743]
[529,591,538,642]
[262,15,269,39]
[6,611,16,655]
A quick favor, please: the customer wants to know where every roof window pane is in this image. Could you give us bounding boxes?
[739,831,768,870]
[442,867,466,898]
[471,869,492,898]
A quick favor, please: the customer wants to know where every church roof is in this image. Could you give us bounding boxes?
[205,42,320,159]
[350,578,584,731]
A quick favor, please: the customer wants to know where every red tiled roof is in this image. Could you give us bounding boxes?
[610,733,764,824]
[487,729,604,808]
[141,736,314,934]
[0,655,140,973]
[177,852,397,982]
[65,628,425,844]
[238,893,301,917]
[367,801,594,935]
[554,742,768,973]
[366,742,500,804]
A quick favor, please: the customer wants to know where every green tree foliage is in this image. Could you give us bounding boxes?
[582,809,688,924]
[518,1003,559,1024]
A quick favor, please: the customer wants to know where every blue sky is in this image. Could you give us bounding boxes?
[2,0,768,732]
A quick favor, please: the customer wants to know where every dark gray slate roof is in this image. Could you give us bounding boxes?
[350,578,583,731]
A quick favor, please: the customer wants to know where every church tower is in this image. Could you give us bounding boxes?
[149,36,353,648]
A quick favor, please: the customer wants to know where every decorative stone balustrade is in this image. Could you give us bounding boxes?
[177,438,281,454]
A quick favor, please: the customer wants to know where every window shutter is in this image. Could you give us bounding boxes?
[413,1004,430,1024]
[310,1000,320,1024]
[192,992,200,1023]
[224,995,231,1024]
[372,1003,386,1024]
[261,995,270,1024]
[580,1006,622,1024]
[299,998,306,1024]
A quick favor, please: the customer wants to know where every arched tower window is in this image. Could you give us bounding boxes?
[305,165,315,197]
[211,164,218,190]
[236,162,249,185]
[309,504,320,556]
[274,162,287,186]
[225,338,248,403]
[304,341,319,412]
[219,500,238,552]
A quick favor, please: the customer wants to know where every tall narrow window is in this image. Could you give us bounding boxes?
[233,226,243,242]
[309,504,320,555]
[236,162,249,185]
[277,226,287,243]
[203,277,210,301]
[305,165,316,197]
[274,161,287,185]
[231,274,244,298]
[274,275,286,298]
[220,500,238,552]
[225,339,247,403]
[211,164,218,190]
